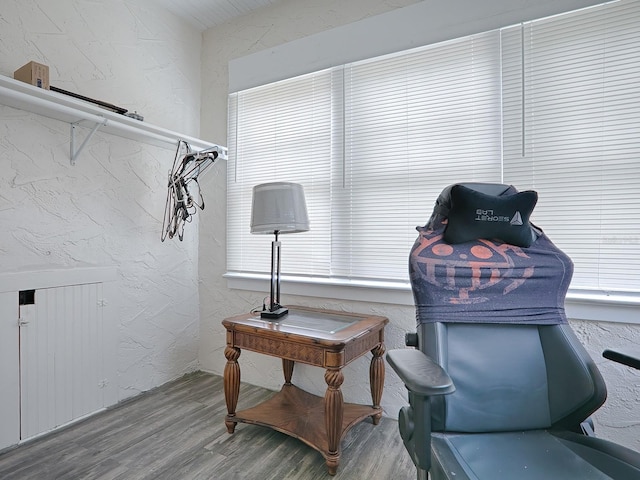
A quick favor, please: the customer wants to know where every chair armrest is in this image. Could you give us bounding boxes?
[603,349,640,370]
[386,349,455,396]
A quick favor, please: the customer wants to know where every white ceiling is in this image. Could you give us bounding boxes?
[152,0,284,30]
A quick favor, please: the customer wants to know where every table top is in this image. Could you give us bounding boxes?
[223,305,388,345]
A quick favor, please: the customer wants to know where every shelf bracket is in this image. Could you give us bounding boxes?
[70,119,107,165]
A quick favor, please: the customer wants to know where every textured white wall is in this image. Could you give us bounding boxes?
[198,0,640,452]
[0,0,202,135]
[0,0,204,407]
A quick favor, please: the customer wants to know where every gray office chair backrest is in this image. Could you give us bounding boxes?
[418,322,607,433]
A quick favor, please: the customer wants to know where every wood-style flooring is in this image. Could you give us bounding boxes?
[0,372,416,480]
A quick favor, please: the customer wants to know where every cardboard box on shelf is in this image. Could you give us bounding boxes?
[14,61,50,89]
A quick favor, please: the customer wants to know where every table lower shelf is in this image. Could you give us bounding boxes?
[226,383,381,458]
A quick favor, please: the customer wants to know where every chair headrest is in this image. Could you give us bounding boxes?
[427,183,538,247]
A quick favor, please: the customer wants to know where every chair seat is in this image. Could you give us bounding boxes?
[430,430,640,480]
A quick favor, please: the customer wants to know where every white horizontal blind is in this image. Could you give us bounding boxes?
[334,32,503,280]
[228,31,503,282]
[502,0,640,291]
[227,69,339,276]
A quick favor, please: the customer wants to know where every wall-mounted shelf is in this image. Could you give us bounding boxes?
[0,74,227,164]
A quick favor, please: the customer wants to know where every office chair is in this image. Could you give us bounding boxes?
[386,183,640,480]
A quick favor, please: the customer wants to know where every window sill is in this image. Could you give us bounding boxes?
[224,272,640,325]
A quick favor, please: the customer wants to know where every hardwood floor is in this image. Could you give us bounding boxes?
[0,372,416,480]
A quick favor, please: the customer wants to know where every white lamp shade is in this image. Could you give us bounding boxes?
[250,182,310,234]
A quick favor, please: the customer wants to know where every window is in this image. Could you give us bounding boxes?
[228,0,640,294]
[501,0,640,291]
[228,31,502,282]
[336,32,502,281]
[227,69,337,278]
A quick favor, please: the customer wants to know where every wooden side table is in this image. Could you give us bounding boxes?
[222,306,388,475]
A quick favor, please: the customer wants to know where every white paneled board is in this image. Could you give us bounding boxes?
[0,268,117,449]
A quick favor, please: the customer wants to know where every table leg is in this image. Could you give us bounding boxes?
[282,358,294,385]
[324,368,344,476]
[370,343,385,425]
[224,346,241,433]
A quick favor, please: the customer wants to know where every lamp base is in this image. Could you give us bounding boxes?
[260,306,289,320]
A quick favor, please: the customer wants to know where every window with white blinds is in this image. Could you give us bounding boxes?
[228,0,640,293]
[227,31,502,282]
[335,32,502,280]
[227,69,339,278]
[501,0,640,291]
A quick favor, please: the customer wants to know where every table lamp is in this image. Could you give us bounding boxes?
[250,182,309,319]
